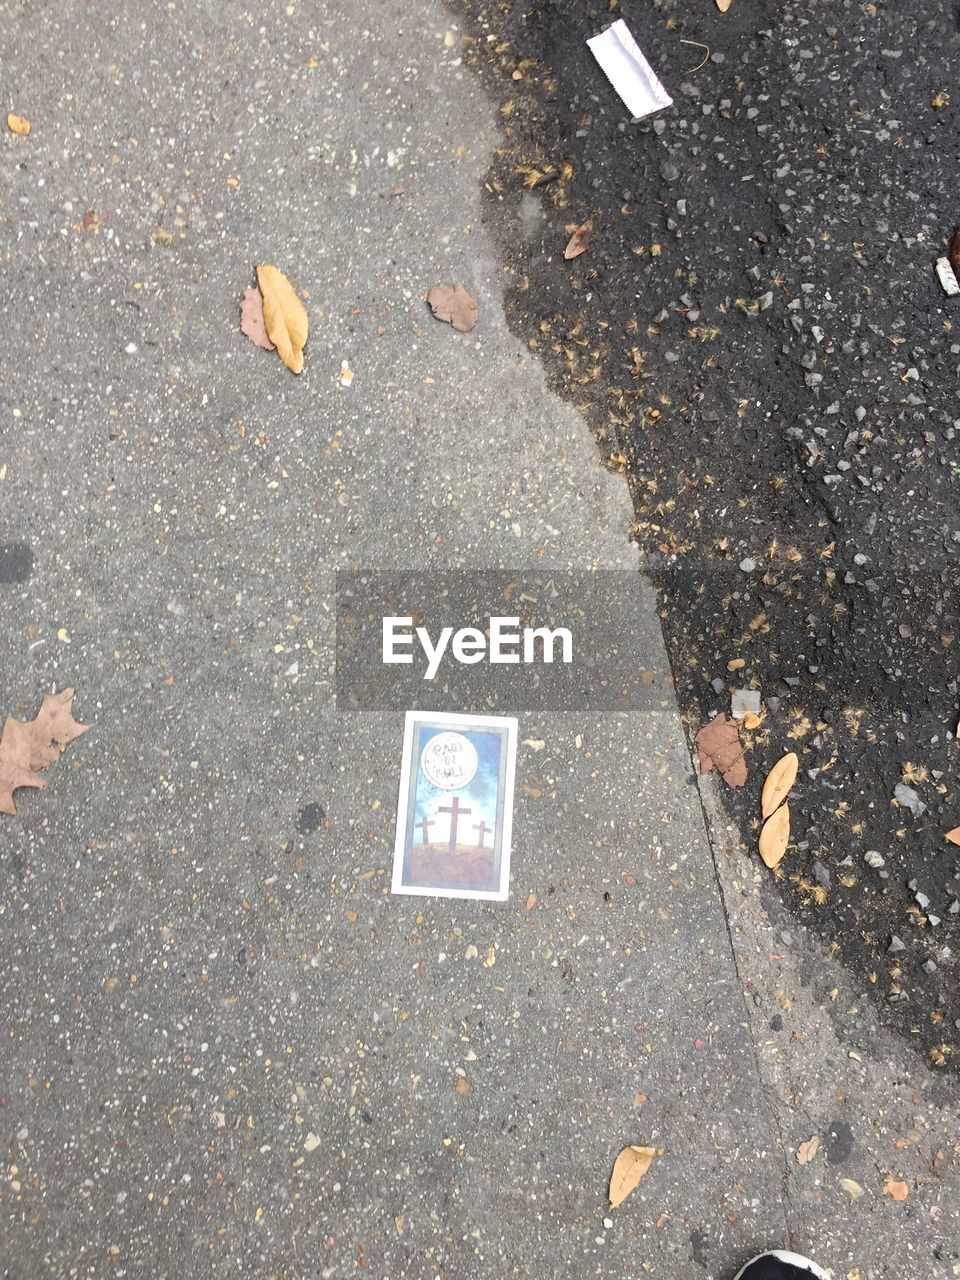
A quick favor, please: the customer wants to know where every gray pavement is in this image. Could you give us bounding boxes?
[0,1,955,1278]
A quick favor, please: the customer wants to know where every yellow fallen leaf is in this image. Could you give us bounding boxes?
[759,802,790,868]
[7,113,30,136]
[256,265,308,374]
[882,1178,909,1201]
[796,1136,820,1165]
[761,752,799,817]
[609,1144,659,1208]
[839,1177,864,1201]
[945,826,960,846]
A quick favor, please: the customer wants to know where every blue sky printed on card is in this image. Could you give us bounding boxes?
[413,727,501,849]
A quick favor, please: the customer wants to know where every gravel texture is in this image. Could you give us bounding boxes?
[455,0,960,1068]
[1,0,958,1276]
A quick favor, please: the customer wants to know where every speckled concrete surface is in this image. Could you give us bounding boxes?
[699,780,960,1280]
[0,2,953,1278]
[0,1,781,1276]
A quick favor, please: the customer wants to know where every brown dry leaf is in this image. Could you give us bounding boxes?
[796,1136,820,1165]
[0,689,88,815]
[695,713,747,787]
[564,217,594,260]
[240,286,275,351]
[453,1076,471,1095]
[7,113,30,136]
[715,0,733,10]
[426,283,478,333]
[882,1178,909,1201]
[759,802,790,869]
[256,264,308,373]
[761,751,799,817]
[609,1145,659,1208]
[945,826,960,846]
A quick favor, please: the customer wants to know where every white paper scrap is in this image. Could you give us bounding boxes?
[586,19,672,121]
[935,256,960,298]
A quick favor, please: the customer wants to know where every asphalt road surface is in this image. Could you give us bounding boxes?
[457,0,960,1068]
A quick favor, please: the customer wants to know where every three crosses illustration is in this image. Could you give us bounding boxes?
[417,795,491,853]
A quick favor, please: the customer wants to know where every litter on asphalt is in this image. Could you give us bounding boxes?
[586,19,672,121]
[934,255,959,297]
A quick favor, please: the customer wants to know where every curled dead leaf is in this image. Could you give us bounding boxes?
[256,264,308,373]
[761,751,799,818]
[609,1144,659,1208]
[796,1136,820,1165]
[426,283,478,334]
[695,713,747,788]
[945,826,960,846]
[882,1178,909,1201]
[564,218,594,260]
[759,801,790,869]
[7,113,30,136]
[240,286,275,351]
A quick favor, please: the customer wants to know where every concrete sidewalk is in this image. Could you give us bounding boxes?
[0,1,954,1278]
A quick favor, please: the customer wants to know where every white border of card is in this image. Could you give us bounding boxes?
[392,710,518,901]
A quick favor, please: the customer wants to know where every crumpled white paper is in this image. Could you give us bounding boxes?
[586,19,672,121]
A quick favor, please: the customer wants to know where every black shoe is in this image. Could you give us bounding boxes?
[734,1252,830,1280]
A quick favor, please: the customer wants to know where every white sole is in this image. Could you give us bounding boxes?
[732,1250,831,1280]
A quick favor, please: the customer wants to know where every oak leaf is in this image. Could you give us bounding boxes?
[256,265,308,373]
[761,751,798,817]
[695,713,747,787]
[426,283,478,333]
[609,1144,659,1208]
[7,113,30,136]
[759,801,790,868]
[564,217,594,260]
[240,286,274,351]
[0,689,88,815]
